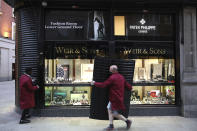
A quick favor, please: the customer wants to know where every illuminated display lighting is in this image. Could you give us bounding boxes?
[3,32,9,38]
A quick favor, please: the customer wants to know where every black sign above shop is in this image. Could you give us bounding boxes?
[45,10,110,41]
[45,11,88,40]
[45,43,109,59]
[115,43,175,59]
[127,14,174,37]
[114,13,175,41]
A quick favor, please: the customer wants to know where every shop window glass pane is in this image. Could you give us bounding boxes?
[130,86,175,104]
[133,59,175,84]
[45,86,92,106]
[45,59,94,84]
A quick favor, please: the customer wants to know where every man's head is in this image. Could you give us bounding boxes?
[25,67,32,75]
[109,65,118,73]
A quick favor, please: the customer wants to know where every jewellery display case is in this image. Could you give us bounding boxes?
[45,58,176,106]
[130,86,175,104]
[133,59,175,84]
[45,86,91,106]
[131,59,175,104]
[45,59,94,84]
[44,59,93,106]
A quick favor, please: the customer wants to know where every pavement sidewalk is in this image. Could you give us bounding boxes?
[0,80,197,131]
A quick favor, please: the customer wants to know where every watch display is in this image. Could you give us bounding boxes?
[133,59,175,84]
[45,86,91,106]
[130,86,175,104]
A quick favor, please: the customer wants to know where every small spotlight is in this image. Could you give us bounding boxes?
[143,9,149,13]
[72,5,79,9]
[42,1,47,7]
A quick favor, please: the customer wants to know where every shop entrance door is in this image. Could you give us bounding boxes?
[90,57,135,120]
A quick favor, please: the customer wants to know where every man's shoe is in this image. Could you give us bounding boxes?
[19,119,30,124]
[126,120,132,129]
[105,124,114,131]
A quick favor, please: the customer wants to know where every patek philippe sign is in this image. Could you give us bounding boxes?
[126,14,174,37]
[129,18,156,34]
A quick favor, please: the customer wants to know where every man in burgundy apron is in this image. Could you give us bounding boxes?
[19,67,39,124]
[91,65,132,130]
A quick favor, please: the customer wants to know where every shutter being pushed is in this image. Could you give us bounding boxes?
[90,57,135,120]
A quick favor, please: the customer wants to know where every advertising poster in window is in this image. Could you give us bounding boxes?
[89,11,108,40]
[45,10,88,40]
[45,10,109,40]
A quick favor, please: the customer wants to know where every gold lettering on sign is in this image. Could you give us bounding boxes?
[56,47,100,55]
[55,47,64,54]
[149,48,166,55]
[123,48,167,55]
[143,49,148,54]
[82,47,88,53]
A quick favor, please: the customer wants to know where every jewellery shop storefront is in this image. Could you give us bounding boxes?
[12,1,181,117]
[42,9,180,116]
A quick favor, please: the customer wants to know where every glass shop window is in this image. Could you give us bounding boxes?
[130,59,175,105]
[44,59,94,106]
[45,86,91,106]
[131,86,175,104]
[133,59,175,84]
[45,59,94,84]
[44,43,108,106]
[115,43,176,104]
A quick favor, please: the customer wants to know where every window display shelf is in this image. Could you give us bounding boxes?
[132,82,175,86]
[45,83,91,87]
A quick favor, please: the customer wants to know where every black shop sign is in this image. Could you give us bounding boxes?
[45,10,109,40]
[126,14,174,37]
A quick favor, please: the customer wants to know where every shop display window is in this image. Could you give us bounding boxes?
[45,58,176,105]
[44,43,108,106]
[45,86,91,106]
[133,59,175,84]
[131,59,175,104]
[45,59,94,84]
[130,86,175,104]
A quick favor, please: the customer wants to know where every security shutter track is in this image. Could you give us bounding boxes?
[90,57,135,120]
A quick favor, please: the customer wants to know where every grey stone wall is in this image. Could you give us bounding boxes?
[181,7,197,117]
